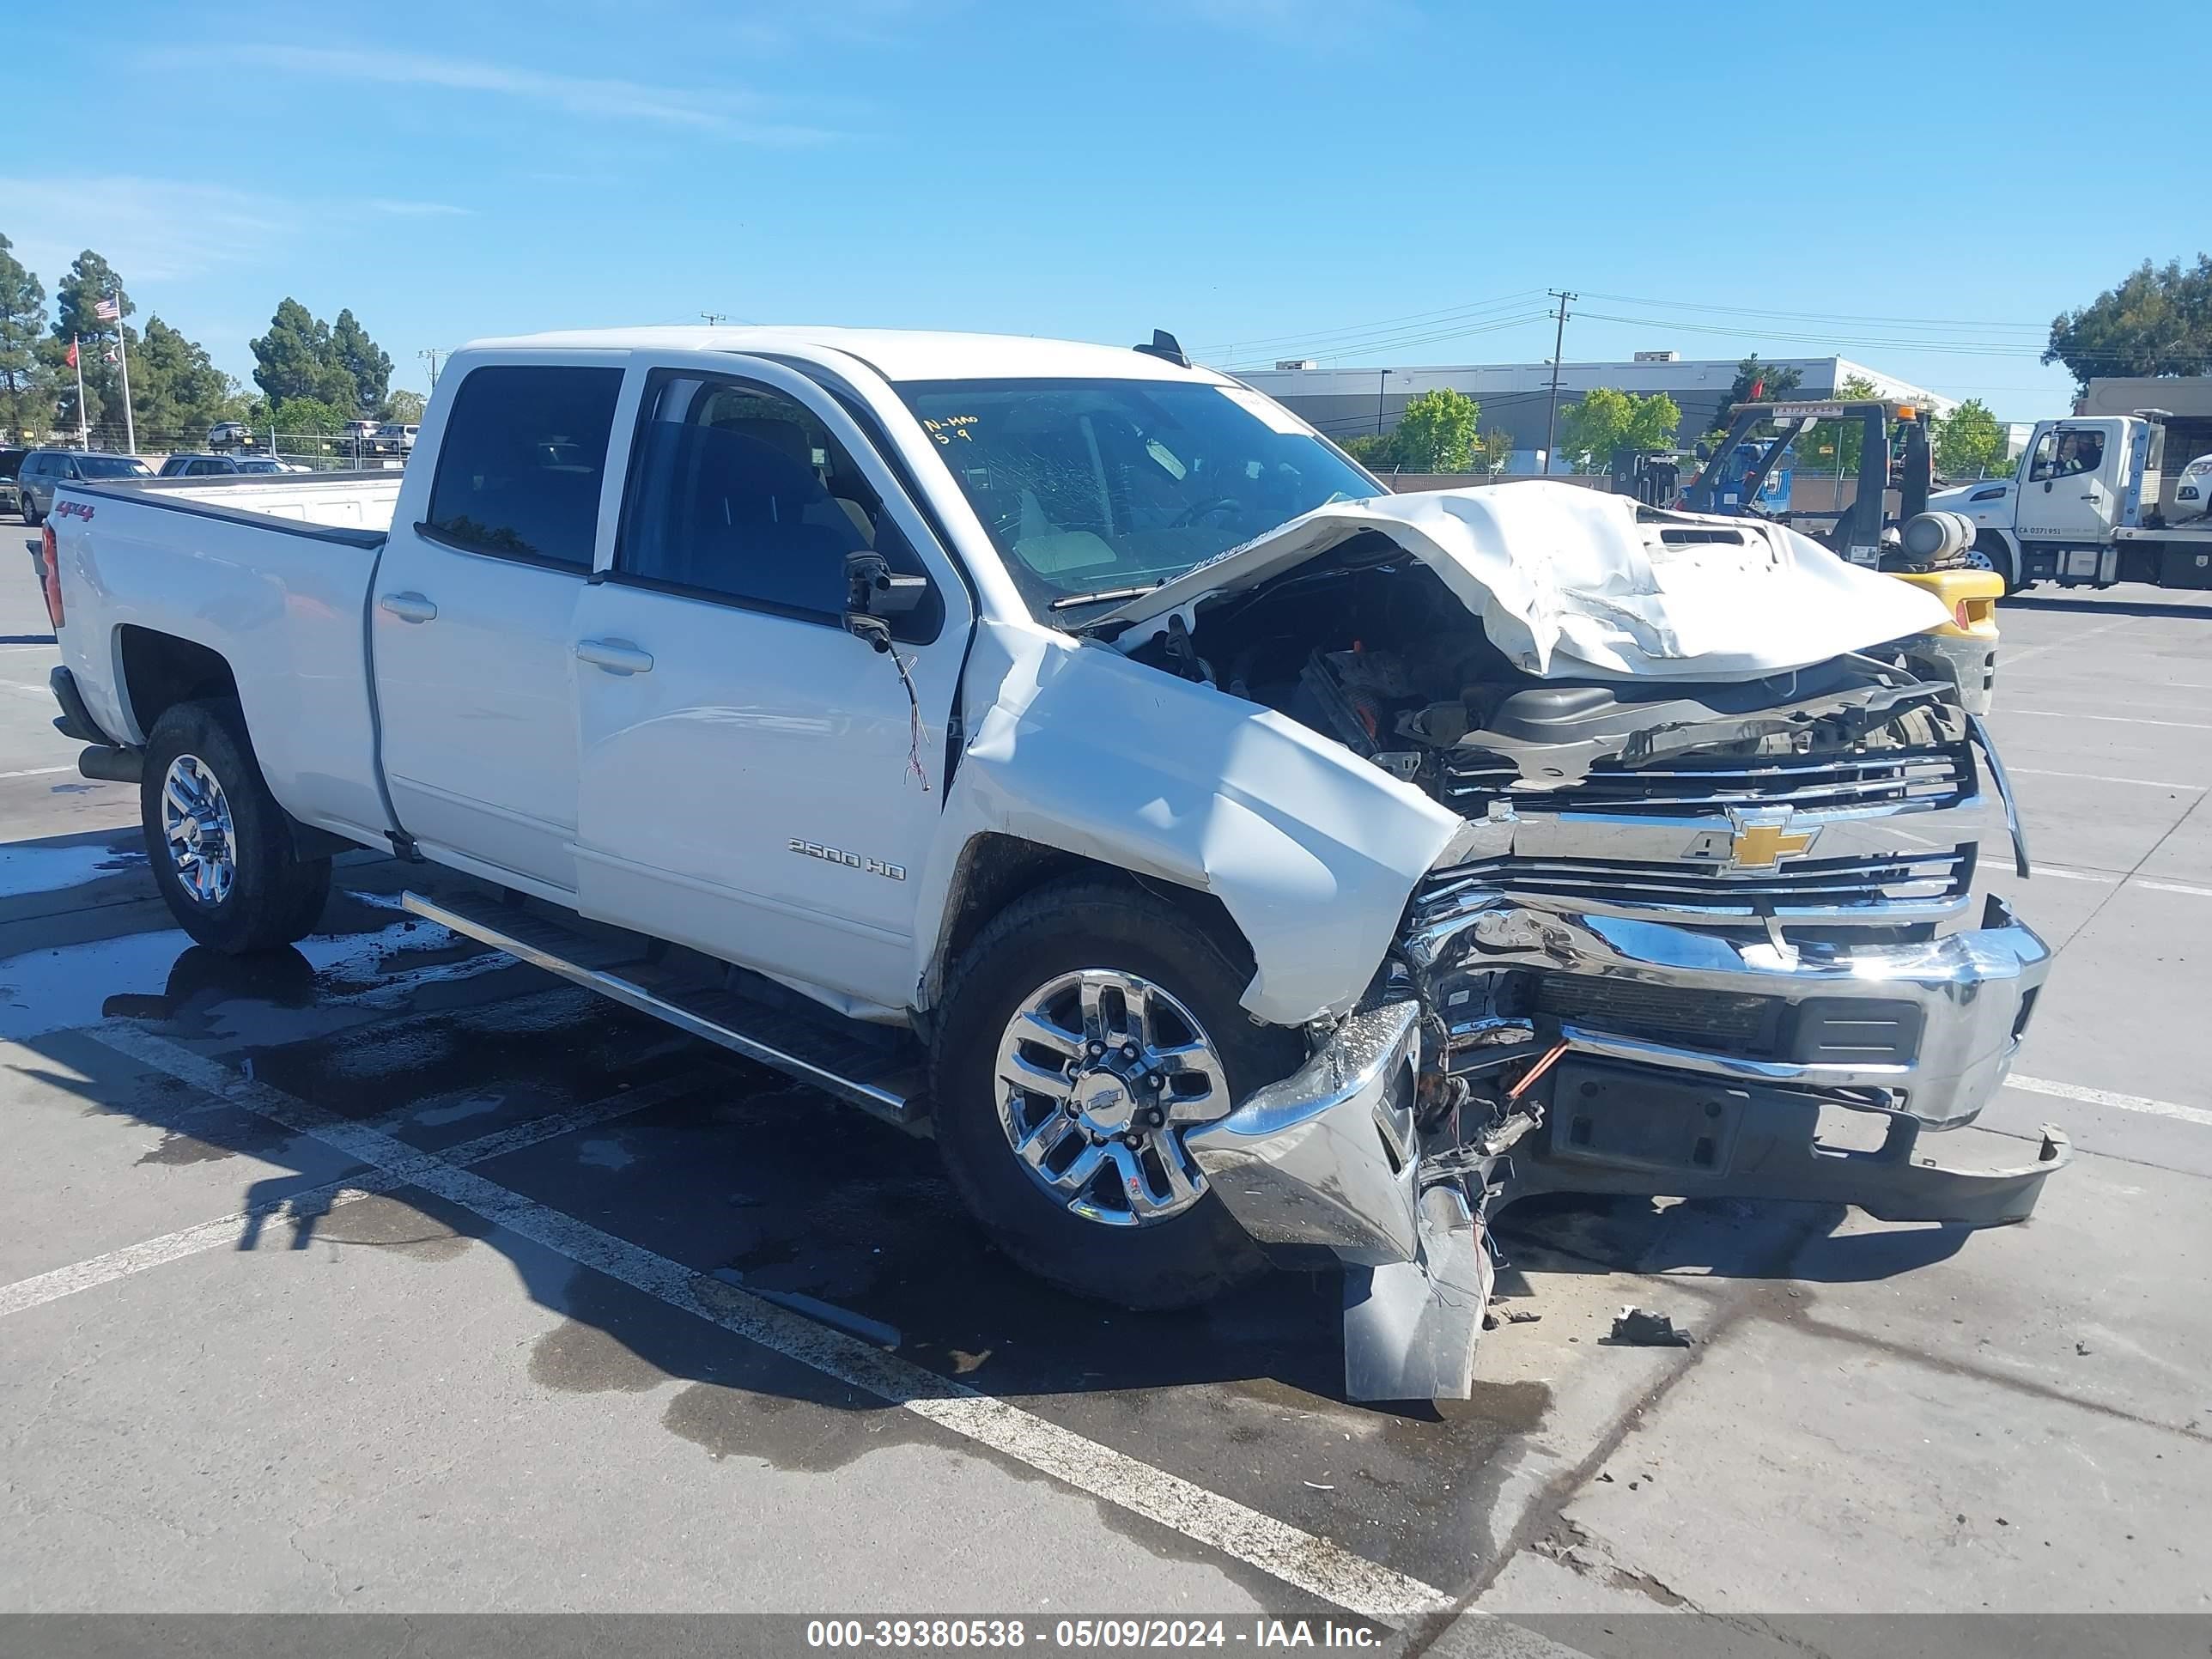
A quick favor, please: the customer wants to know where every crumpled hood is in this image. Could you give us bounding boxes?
[1093,480,1951,681]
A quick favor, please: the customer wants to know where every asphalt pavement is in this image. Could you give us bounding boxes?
[0,530,2205,1652]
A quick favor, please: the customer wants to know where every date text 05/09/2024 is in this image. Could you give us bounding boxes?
[804,1619,1387,1650]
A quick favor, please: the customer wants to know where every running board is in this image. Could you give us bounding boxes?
[401,890,927,1129]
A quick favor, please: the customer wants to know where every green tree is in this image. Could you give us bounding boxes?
[381,387,427,423]
[2045,256,2212,390]
[131,317,231,441]
[1934,397,2008,478]
[331,308,392,413]
[46,250,131,434]
[271,394,349,436]
[252,298,358,408]
[1723,353,1804,408]
[1558,386,1682,471]
[1794,374,1880,479]
[0,234,48,440]
[1392,386,1480,472]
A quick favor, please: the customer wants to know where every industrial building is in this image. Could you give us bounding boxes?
[1235,353,1958,469]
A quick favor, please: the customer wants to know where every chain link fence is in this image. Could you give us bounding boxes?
[15,423,412,472]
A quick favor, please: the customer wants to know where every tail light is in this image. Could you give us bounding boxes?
[40,524,63,629]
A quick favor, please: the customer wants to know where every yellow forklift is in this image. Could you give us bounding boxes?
[1680,398,2002,714]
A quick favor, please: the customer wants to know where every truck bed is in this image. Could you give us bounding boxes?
[102,471,404,539]
[49,472,398,846]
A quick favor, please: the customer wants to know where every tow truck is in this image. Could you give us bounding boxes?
[1930,411,2212,593]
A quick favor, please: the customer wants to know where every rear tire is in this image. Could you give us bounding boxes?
[21,497,41,526]
[928,878,1304,1311]
[141,698,331,954]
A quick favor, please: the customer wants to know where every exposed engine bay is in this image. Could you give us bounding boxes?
[1125,533,1968,806]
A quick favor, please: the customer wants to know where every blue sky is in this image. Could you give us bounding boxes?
[6,0,2203,422]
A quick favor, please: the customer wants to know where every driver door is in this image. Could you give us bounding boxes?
[2019,420,2119,544]
[569,354,974,1015]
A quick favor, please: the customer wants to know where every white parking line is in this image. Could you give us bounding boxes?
[2008,1074,2212,1131]
[2009,766,2206,791]
[0,764,76,781]
[76,1020,1453,1626]
[0,1070,703,1322]
[2030,865,2212,898]
[2005,708,2212,732]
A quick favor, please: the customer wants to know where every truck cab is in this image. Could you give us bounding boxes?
[1933,412,2212,591]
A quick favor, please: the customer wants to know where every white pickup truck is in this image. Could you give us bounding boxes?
[40,326,2065,1399]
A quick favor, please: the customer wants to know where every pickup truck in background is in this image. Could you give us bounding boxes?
[39,326,2065,1399]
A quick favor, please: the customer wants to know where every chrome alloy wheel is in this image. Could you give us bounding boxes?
[160,753,237,906]
[994,969,1232,1227]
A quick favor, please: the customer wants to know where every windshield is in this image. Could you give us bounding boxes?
[897,377,1376,617]
[76,455,152,478]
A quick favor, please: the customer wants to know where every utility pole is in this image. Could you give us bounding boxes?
[1542,289,1576,477]
[1376,368,1388,436]
[700,312,727,327]
[418,348,443,389]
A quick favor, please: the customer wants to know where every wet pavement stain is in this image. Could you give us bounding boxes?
[530,1319,670,1395]
[135,1130,234,1167]
[310,1194,476,1262]
[660,1379,909,1472]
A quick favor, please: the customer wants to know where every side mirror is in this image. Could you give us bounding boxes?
[843,550,929,652]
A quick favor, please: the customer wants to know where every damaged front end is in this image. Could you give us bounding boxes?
[1156,494,2064,1401]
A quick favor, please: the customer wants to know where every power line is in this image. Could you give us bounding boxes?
[1192,289,1547,358]
[1577,290,2048,331]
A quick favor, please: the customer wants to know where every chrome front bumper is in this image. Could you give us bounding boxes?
[1188,1003,1493,1401]
[1412,889,2052,1133]
[1191,893,2062,1401]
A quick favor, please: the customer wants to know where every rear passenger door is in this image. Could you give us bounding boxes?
[370,358,625,896]
[568,355,973,1012]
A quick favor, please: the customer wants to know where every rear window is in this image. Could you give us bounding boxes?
[425,365,623,568]
[76,455,151,478]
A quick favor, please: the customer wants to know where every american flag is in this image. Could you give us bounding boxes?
[93,297,119,321]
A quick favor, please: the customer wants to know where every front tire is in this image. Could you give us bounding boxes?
[929,878,1303,1310]
[141,699,331,954]
[21,496,41,526]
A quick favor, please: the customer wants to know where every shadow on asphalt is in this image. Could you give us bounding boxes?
[11,913,1979,1422]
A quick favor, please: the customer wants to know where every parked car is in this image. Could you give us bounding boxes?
[38,326,2063,1401]
[158,453,310,478]
[0,448,25,518]
[2173,453,2212,523]
[16,448,151,523]
[206,422,258,451]
[372,422,419,454]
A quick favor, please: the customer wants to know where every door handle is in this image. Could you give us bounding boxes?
[378,592,437,623]
[575,638,654,676]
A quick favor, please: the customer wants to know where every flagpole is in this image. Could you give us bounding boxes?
[111,292,137,454]
[72,335,88,447]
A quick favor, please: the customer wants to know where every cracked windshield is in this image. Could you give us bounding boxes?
[898,378,1374,617]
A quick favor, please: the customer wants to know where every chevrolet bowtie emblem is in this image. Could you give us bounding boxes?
[1729,821,1818,868]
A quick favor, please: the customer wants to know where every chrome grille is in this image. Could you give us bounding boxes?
[1443,745,1972,817]
[1421,845,1973,920]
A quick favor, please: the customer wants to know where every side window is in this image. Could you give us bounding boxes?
[617,372,919,623]
[425,365,623,568]
[2027,430,2059,483]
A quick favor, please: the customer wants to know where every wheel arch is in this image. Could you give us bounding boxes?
[117,625,238,744]
[915,831,1255,1019]
[1973,528,2022,592]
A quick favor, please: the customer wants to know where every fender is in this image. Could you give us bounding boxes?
[915,619,1463,1027]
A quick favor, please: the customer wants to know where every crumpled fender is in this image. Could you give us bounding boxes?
[915,619,1462,1027]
